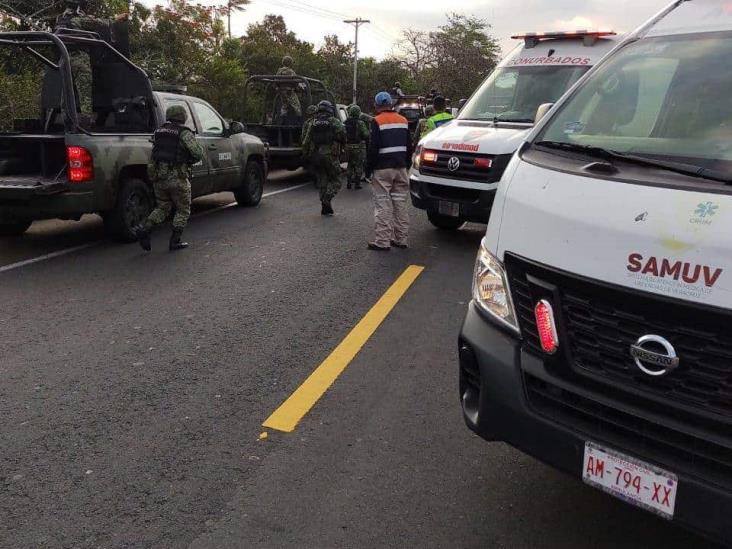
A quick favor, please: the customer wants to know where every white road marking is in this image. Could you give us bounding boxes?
[0,182,310,274]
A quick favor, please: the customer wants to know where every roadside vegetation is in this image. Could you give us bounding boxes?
[0,0,501,119]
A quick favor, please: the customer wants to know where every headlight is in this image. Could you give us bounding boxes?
[472,240,519,332]
[413,145,422,169]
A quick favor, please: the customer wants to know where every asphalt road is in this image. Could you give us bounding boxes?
[0,171,718,548]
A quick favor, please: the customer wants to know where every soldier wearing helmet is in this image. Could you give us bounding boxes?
[301,100,345,215]
[56,0,130,112]
[276,55,301,122]
[135,105,204,252]
[344,104,370,190]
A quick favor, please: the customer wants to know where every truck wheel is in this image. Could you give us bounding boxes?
[234,161,264,207]
[103,178,154,242]
[0,220,32,236]
[427,211,465,231]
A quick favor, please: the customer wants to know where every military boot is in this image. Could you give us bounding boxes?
[135,224,151,252]
[169,228,189,251]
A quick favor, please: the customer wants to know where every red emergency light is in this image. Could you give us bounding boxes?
[511,30,617,48]
[421,149,438,163]
[534,299,559,354]
[473,157,492,169]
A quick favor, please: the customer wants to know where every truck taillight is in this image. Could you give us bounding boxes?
[67,146,94,183]
[534,299,559,354]
[422,149,438,163]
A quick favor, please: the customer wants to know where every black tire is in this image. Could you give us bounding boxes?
[103,178,154,242]
[0,220,31,237]
[234,161,265,207]
[427,211,465,231]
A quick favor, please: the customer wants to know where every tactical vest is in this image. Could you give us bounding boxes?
[345,118,362,145]
[311,114,334,146]
[152,122,187,164]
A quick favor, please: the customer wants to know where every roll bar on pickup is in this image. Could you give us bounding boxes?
[0,30,157,131]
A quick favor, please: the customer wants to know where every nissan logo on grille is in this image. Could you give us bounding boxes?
[629,335,680,377]
[447,156,460,172]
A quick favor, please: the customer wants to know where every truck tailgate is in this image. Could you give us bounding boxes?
[0,176,68,200]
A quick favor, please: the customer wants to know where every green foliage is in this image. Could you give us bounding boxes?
[0,2,500,125]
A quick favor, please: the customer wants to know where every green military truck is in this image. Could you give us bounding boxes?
[0,30,267,240]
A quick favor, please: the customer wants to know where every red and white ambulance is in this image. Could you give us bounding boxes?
[410,30,620,230]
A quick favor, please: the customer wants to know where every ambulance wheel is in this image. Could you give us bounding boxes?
[234,160,264,207]
[0,220,31,236]
[428,211,465,231]
[104,178,154,242]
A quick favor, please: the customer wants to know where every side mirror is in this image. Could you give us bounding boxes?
[535,103,555,123]
[458,98,468,111]
[228,121,245,136]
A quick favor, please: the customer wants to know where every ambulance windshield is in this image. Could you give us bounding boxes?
[539,32,732,170]
[459,65,589,123]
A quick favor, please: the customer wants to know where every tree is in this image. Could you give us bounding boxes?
[315,34,352,101]
[429,13,500,102]
[240,15,319,77]
[395,29,435,80]
[221,0,249,38]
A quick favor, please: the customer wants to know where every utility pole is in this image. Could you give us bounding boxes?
[343,17,370,105]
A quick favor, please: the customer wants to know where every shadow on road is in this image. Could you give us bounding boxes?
[0,171,311,267]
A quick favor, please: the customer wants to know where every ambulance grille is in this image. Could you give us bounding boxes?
[420,152,512,183]
[505,253,732,421]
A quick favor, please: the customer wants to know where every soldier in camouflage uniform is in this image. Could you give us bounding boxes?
[344,104,370,190]
[55,0,129,114]
[276,55,302,121]
[301,100,345,215]
[135,105,204,251]
[301,104,318,184]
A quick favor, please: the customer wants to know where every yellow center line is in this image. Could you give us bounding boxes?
[263,264,425,433]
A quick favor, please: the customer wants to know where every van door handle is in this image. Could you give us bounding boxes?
[208,144,218,150]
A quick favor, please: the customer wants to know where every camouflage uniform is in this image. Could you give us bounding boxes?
[276,56,302,118]
[345,105,370,190]
[301,102,345,215]
[56,4,127,114]
[136,105,204,251]
[301,104,318,182]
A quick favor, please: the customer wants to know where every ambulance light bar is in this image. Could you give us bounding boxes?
[511,30,617,48]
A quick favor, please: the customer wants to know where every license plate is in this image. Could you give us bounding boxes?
[438,201,460,217]
[583,442,677,519]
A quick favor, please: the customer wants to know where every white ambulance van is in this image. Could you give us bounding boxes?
[460,0,732,543]
[410,30,621,230]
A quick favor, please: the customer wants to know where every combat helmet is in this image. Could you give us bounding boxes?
[317,100,334,115]
[166,104,188,124]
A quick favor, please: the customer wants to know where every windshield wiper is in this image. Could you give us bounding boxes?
[495,117,534,123]
[534,140,732,184]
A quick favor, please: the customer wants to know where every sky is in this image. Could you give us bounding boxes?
[147,0,671,58]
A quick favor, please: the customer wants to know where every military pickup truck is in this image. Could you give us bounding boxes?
[0,30,267,240]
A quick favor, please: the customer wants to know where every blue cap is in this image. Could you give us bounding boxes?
[374,91,393,107]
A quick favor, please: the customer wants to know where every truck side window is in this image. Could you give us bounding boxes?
[163,99,196,132]
[193,102,223,136]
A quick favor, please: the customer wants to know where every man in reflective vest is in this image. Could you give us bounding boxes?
[365,91,412,251]
[422,95,453,137]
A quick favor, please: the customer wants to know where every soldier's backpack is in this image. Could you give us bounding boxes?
[152,123,189,164]
[345,118,361,145]
[311,114,335,146]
